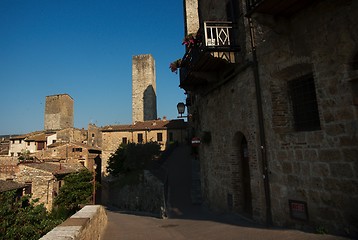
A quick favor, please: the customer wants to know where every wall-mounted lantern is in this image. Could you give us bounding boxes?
[177,102,187,118]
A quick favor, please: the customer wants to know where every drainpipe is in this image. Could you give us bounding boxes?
[248,17,273,226]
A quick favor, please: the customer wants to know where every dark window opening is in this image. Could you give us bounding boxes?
[138,133,143,143]
[24,182,32,195]
[122,137,127,144]
[72,148,82,152]
[37,142,45,150]
[157,133,163,142]
[288,74,320,131]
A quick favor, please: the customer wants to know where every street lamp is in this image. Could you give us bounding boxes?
[92,163,97,204]
[177,102,186,118]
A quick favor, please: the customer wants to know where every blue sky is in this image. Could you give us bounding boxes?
[0,0,186,135]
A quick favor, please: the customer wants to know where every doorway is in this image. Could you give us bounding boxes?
[240,137,252,216]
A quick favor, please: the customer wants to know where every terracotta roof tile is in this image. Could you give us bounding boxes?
[0,179,26,193]
[101,119,187,132]
[21,162,84,175]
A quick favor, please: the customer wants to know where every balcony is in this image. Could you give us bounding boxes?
[179,21,240,91]
[246,0,315,17]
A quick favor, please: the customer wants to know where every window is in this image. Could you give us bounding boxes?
[10,152,14,157]
[37,142,45,150]
[288,74,320,131]
[27,142,30,146]
[52,140,56,144]
[138,133,143,143]
[122,137,127,144]
[92,133,95,138]
[19,140,22,144]
[72,148,82,152]
[24,182,32,195]
[157,133,163,142]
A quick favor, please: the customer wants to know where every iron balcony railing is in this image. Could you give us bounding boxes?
[179,21,240,90]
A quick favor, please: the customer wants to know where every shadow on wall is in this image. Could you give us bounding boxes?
[143,85,157,121]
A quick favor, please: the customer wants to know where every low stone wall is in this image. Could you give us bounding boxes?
[104,170,166,217]
[40,205,107,240]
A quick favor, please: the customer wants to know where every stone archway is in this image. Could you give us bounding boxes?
[232,132,252,217]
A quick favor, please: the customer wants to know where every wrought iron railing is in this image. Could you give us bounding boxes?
[204,21,233,48]
[179,21,240,90]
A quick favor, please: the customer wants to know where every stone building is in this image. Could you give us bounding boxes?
[179,0,358,237]
[8,131,49,157]
[132,54,157,123]
[44,94,74,131]
[0,136,10,155]
[46,127,88,146]
[101,119,188,175]
[12,162,84,211]
[0,161,83,211]
[32,142,101,173]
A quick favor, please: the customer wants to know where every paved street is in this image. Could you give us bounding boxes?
[101,145,349,240]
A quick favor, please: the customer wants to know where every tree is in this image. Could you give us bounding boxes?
[0,191,62,240]
[106,142,161,177]
[54,169,93,213]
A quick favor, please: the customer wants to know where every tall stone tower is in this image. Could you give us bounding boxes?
[184,0,199,36]
[132,54,157,123]
[44,94,74,131]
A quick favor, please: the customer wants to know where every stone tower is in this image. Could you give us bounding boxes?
[184,0,199,36]
[44,94,74,131]
[132,54,157,123]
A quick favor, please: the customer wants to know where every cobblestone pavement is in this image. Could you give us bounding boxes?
[101,145,350,240]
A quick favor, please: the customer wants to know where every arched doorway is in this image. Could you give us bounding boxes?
[233,132,253,217]
[240,137,252,216]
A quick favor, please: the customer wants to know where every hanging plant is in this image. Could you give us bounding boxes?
[169,59,182,74]
[182,33,197,47]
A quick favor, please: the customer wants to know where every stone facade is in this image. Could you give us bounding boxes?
[31,142,101,172]
[184,0,199,35]
[132,54,157,123]
[101,119,188,175]
[8,162,83,211]
[44,94,74,131]
[181,0,358,237]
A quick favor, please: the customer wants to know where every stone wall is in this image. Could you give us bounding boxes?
[254,0,358,235]
[187,0,358,237]
[44,94,74,131]
[56,128,87,144]
[103,170,165,217]
[14,165,55,211]
[195,67,266,223]
[184,0,199,35]
[132,54,157,123]
[40,205,107,240]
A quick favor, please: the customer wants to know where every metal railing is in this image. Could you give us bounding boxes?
[203,21,233,48]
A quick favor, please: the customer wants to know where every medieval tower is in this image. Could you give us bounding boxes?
[132,54,157,123]
[44,94,74,131]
